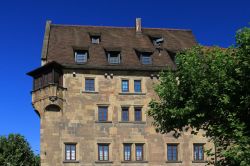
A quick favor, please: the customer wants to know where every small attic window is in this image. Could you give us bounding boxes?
[75,50,88,63]
[107,51,121,64]
[140,52,152,64]
[151,37,164,46]
[91,35,100,44]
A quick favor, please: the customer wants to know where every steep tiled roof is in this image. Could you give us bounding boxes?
[42,22,197,70]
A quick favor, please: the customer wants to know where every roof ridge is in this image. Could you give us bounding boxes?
[50,23,192,32]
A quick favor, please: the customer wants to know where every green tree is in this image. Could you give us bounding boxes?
[148,26,250,166]
[0,134,40,166]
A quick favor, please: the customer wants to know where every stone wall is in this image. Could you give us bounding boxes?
[36,70,214,166]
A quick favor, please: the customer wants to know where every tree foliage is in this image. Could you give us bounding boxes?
[0,134,40,166]
[148,26,250,166]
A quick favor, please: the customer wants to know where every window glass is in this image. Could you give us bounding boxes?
[98,144,109,161]
[141,53,152,64]
[108,52,120,64]
[134,108,142,121]
[98,107,108,121]
[134,80,141,92]
[124,144,131,161]
[135,144,143,161]
[122,80,129,92]
[194,144,204,161]
[65,144,76,161]
[122,107,129,121]
[75,51,88,63]
[167,144,178,161]
[85,79,95,91]
[91,36,100,44]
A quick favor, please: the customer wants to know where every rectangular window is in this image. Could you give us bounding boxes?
[98,144,109,161]
[108,52,120,64]
[135,144,143,161]
[65,144,76,161]
[75,51,88,63]
[98,106,108,121]
[85,78,95,91]
[141,53,152,64]
[167,144,178,161]
[122,80,129,92]
[124,144,131,161]
[134,107,142,121]
[122,107,129,121]
[134,80,141,92]
[91,36,100,44]
[194,144,204,161]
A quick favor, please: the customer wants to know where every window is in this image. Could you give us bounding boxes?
[91,36,100,44]
[33,69,62,90]
[98,144,109,161]
[85,78,95,91]
[194,144,204,161]
[134,107,142,121]
[75,51,88,63]
[122,107,129,121]
[108,52,121,64]
[152,37,164,46]
[124,144,132,161]
[135,144,143,161]
[121,80,129,92]
[134,80,141,92]
[98,106,108,121]
[167,144,178,161]
[65,144,76,161]
[140,53,152,64]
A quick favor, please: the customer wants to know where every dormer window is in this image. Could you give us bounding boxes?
[108,51,121,64]
[91,36,100,44]
[150,36,164,46]
[140,52,152,64]
[75,50,88,63]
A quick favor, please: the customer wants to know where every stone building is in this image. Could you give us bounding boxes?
[28,19,213,166]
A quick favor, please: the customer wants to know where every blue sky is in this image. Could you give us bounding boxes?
[0,0,249,154]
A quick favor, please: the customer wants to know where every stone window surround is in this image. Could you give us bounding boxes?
[121,143,148,162]
[119,77,146,94]
[166,143,179,162]
[82,76,99,93]
[95,104,112,123]
[118,105,146,123]
[63,142,80,163]
[60,141,208,164]
[95,142,113,163]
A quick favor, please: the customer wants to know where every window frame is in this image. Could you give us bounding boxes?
[121,80,129,92]
[98,144,109,161]
[91,36,100,44]
[134,107,142,121]
[85,78,95,92]
[134,80,142,92]
[108,51,121,64]
[123,144,132,161]
[98,106,108,121]
[121,107,129,121]
[135,144,144,161]
[65,143,76,161]
[75,50,88,64]
[167,144,178,161]
[140,53,152,65]
[193,144,204,161]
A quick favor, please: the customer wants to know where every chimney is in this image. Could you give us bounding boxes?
[136,18,142,34]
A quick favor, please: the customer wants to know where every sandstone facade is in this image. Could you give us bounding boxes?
[28,20,214,166]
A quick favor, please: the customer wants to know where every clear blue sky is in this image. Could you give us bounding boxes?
[0,0,249,154]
